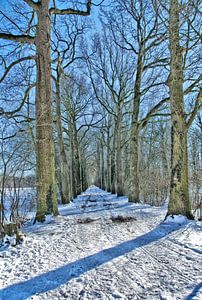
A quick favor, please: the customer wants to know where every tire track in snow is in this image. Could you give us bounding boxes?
[130,221,199,284]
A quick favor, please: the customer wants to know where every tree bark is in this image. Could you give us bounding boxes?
[64,93,82,197]
[116,108,123,196]
[35,0,58,222]
[106,121,111,191]
[64,96,74,199]
[80,152,88,191]
[56,74,70,204]
[100,139,105,190]
[96,141,101,188]
[168,0,192,218]
[0,0,93,223]
[111,127,116,194]
[72,117,82,195]
[129,51,143,202]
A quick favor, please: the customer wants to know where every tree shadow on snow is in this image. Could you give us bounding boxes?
[59,202,148,217]
[185,282,202,300]
[0,223,183,300]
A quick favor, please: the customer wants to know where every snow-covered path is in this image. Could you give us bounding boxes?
[0,186,202,300]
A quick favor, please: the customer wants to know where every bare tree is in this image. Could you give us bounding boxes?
[51,17,89,203]
[0,118,34,240]
[0,0,94,222]
[86,32,134,195]
[167,0,201,218]
[101,0,170,202]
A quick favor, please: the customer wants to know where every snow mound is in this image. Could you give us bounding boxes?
[164,214,189,225]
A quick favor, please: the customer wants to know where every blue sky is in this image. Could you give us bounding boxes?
[0,0,7,7]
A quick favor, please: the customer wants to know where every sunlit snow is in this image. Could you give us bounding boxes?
[0,186,201,300]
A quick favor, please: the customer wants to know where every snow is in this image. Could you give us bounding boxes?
[0,185,202,300]
[164,214,189,225]
[3,235,17,247]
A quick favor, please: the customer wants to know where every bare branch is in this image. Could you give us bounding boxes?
[186,89,202,128]
[0,33,35,44]
[92,0,105,6]
[0,83,36,116]
[0,10,24,33]
[139,97,169,128]
[184,74,202,95]
[50,1,92,16]
[0,131,22,141]
[0,56,36,83]
[22,0,39,10]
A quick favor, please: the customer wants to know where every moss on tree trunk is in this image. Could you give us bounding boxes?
[168,0,192,219]
[35,0,58,222]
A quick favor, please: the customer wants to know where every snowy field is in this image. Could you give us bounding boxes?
[0,186,201,300]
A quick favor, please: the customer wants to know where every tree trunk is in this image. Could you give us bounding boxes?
[65,96,81,197]
[81,153,88,191]
[101,140,105,190]
[106,124,111,191]
[116,108,123,196]
[96,141,101,187]
[129,51,143,202]
[111,128,116,194]
[72,118,82,195]
[66,98,74,199]
[35,0,58,222]
[56,74,70,204]
[0,164,6,229]
[168,0,192,218]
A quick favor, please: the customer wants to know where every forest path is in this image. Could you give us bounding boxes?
[0,186,202,300]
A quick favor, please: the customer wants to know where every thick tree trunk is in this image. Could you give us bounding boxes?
[168,0,192,218]
[35,0,58,222]
[129,51,143,202]
[56,75,70,204]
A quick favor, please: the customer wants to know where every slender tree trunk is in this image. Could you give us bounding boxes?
[129,51,143,202]
[66,98,74,199]
[106,125,111,191]
[101,140,105,190]
[0,165,6,228]
[35,0,58,222]
[111,128,116,194]
[116,108,123,196]
[72,118,82,195]
[80,153,88,191]
[96,141,101,187]
[123,143,130,191]
[65,96,81,197]
[56,74,70,204]
[168,0,192,218]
